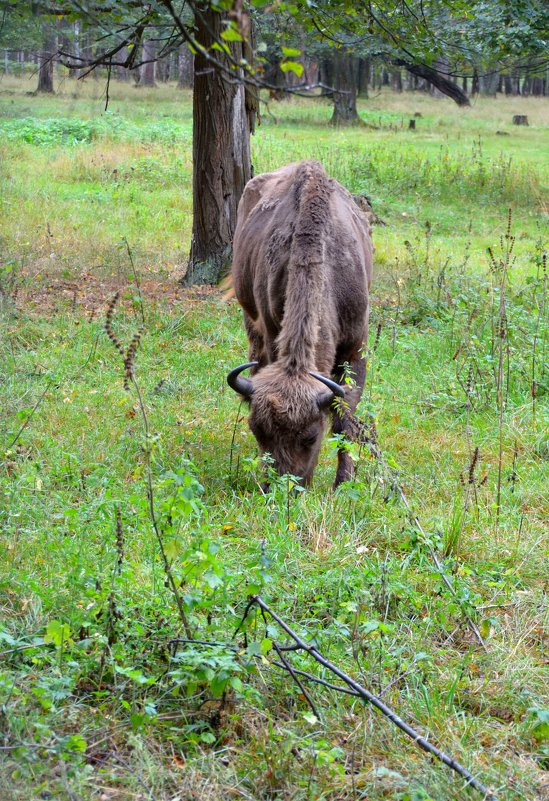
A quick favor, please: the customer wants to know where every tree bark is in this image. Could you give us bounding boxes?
[330,49,359,125]
[37,25,55,93]
[184,6,256,286]
[398,61,470,106]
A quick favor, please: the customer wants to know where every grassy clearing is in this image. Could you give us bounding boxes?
[0,78,548,801]
[1,76,547,274]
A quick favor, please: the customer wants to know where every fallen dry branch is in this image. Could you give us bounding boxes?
[243,595,499,801]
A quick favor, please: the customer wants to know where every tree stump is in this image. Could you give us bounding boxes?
[512,115,528,126]
[408,119,416,130]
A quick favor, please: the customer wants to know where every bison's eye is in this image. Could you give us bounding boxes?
[301,433,317,449]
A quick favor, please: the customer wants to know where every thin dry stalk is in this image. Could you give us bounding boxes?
[531,252,547,417]
[104,294,192,639]
[488,210,515,529]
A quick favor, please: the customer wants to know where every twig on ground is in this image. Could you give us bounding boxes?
[272,641,321,719]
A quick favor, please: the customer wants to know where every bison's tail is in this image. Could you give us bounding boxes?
[278,161,332,374]
[220,272,235,301]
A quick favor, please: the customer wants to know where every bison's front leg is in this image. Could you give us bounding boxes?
[244,313,266,371]
[331,351,366,488]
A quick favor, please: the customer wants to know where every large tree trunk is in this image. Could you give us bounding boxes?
[37,25,55,92]
[330,49,359,125]
[398,61,470,106]
[184,7,257,286]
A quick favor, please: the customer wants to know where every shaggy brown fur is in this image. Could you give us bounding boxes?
[229,161,373,486]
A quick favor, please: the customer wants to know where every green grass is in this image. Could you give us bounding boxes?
[0,77,548,801]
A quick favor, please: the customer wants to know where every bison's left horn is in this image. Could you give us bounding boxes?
[309,371,346,405]
[227,362,258,398]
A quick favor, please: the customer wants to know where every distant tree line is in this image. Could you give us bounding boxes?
[1,0,546,284]
[2,40,548,100]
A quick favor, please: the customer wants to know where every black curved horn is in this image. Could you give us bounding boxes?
[227,362,258,398]
[309,371,346,399]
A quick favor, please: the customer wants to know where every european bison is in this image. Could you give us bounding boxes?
[227,161,373,487]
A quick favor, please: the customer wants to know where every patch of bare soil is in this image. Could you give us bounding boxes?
[12,270,222,318]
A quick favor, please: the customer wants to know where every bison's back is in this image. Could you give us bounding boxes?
[231,162,373,365]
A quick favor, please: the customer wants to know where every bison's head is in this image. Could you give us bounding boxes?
[227,362,345,485]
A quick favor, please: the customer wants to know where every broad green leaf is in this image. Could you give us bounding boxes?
[44,620,71,647]
[221,27,243,43]
[280,61,304,78]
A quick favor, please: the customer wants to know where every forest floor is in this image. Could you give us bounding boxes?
[0,77,548,801]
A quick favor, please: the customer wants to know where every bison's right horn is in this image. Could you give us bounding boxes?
[227,362,258,398]
[309,371,346,406]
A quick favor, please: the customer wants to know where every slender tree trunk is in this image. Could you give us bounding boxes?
[330,49,359,125]
[117,47,130,81]
[532,77,543,96]
[177,45,194,88]
[479,69,499,96]
[184,7,257,285]
[304,58,318,86]
[139,37,156,86]
[512,71,520,95]
[391,68,402,92]
[357,57,369,97]
[472,68,479,95]
[37,25,55,92]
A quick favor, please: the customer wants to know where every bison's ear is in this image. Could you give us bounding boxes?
[317,391,336,410]
[227,362,257,399]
